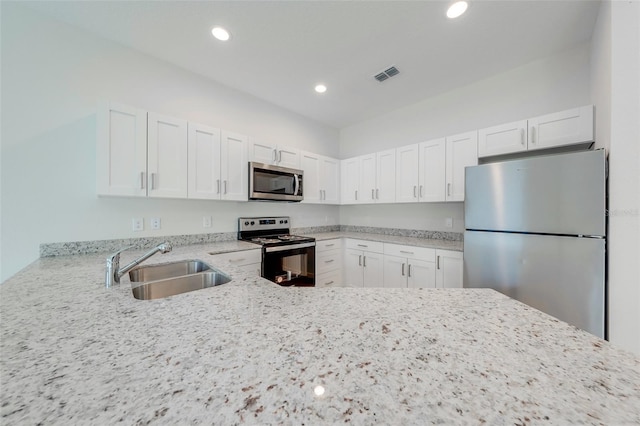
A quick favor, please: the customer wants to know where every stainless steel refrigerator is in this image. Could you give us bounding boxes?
[463,150,606,338]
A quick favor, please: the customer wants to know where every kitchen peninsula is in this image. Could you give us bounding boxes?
[1,242,639,424]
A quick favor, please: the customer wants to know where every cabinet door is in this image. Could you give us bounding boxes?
[362,252,384,288]
[418,138,446,202]
[395,144,419,203]
[221,131,248,201]
[321,156,340,204]
[528,105,594,150]
[188,123,221,200]
[436,250,463,288]
[344,249,364,287]
[96,101,147,197]
[277,146,300,169]
[359,154,377,203]
[249,139,277,164]
[407,259,436,289]
[383,255,407,288]
[147,113,188,198]
[478,120,527,157]
[316,270,342,288]
[300,151,322,204]
[376,149,396,203]
[341,157,360,204]
[445,131,478,202]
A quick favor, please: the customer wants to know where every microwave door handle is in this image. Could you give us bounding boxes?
[294,174,300,195]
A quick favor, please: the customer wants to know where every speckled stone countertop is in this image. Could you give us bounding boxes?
[307,231,463,251]
[2,243,639,424]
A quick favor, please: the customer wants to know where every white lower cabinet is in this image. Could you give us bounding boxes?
[209,249,261,277]
[315,239,343,287]
[344,239,384,287]
[435,249,463,288]
[383,244,436,288]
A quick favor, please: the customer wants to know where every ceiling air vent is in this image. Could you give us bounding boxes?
[374,66,400,82]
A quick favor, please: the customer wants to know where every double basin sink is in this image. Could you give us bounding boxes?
[129,260,231,300]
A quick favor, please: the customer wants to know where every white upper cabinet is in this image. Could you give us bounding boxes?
[359,153,377,203]
[445,131,478,202]
[528,105,594,150]
[395,144,420,203]
[341,157,360,204]
[187,123,221,200]
[419,138,446,202]
[376,149,396,203]
[220,131,249,201]
[97,101,148,197]
[300,151,340,204]
[478,120,527,157]
[249,139,300,169]
[147,113,188,198]
[478,105,594,158]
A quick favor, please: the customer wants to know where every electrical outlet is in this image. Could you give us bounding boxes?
[150,217,161,230]
[445,217,453,228]
[203,216,212,228]
[132,218,144,232]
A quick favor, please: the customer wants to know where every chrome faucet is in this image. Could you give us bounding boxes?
[105,242,172,288]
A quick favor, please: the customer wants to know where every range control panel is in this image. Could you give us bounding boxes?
[238,216,290,232]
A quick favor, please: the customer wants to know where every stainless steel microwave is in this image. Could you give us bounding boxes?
[248,162,304,202]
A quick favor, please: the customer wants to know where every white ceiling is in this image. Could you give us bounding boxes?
[23,0,601,129]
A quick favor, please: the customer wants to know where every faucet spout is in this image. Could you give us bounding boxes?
[105,242,172,288]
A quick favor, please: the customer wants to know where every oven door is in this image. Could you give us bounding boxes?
[262,242,315,286]
[249,162,303,202]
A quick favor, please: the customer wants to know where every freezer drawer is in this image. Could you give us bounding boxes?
[463,230,605,338]
[465,150,606,236]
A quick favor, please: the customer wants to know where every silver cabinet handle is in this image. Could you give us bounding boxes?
[357,244,368,248]
[371,189,375,199]
[447,183,451,197]
[401,263,405,276]
[272,149,277,162]
[140,172,145,189]
[408,264,412,277]
[376,188,379,199]
[325,281,334,285]
[437,255,440,270]
[413,185,417,198]
[420,185,424,197]
[325,244,335,247]
[320,189,323,199]
[324,259,334,264]
[278,150,282,163]
[520,128,525,146]
[400,250,414,255]
[363,255,366,267]
[355,190,358,201]
[531,126,536,144]
[216,179,221,194]
[358,255,362,266]
[151,173,157,190]
[224,180,228,194]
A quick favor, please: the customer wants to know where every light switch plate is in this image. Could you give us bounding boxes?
[445,217,453,228]
[203,216,212,228]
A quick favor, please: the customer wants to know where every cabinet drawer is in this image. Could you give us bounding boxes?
[209,249,261,266]
[384,243,435,261]
[345,239,384,253]
[316,249,342,274]
[316,238,342,252]
[316,270,342,288]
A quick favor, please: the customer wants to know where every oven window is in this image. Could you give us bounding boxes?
[263,247,315,287]
[254,170,296,195]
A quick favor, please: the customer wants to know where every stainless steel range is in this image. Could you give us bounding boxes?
[238,217,315,286]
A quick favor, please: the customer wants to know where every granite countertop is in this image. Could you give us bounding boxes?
[1,242,639,424]
[307,231,463,251]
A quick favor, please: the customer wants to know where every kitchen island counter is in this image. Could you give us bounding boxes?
[1,245,639,424]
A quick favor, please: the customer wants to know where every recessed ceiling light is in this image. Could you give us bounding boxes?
[211,26,230,41]
[314,84,327,94]
[447,1,468,19]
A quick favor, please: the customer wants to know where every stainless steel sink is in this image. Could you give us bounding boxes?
[128,260,231,300]
[129,260,212,282]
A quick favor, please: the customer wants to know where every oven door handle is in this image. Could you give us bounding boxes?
[293,174,300,196]
[264,242,315,253]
